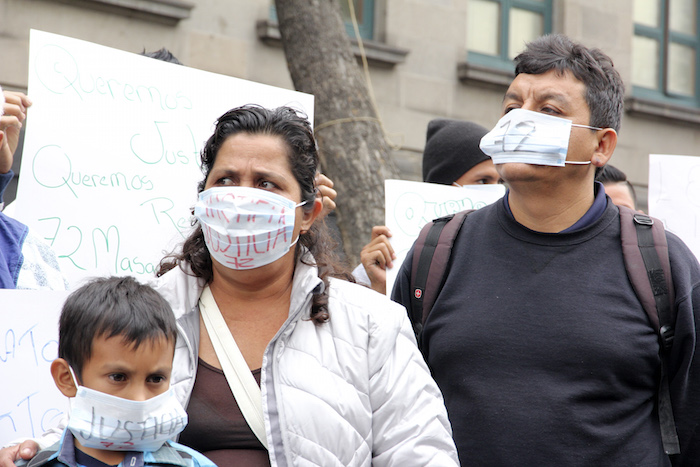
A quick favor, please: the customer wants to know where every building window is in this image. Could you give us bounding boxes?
[340,0,375,40]
[270,0,375,40]
[466,0,552,72]
[632,0,699,106]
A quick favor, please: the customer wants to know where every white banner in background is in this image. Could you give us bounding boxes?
[384,180,506,294]
[648,154,700,261]
[15,30,314,286]
[0,290,70,447]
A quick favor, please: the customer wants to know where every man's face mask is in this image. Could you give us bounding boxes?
[479,108,602,167]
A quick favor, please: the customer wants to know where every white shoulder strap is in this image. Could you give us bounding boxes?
[198,285,269,449]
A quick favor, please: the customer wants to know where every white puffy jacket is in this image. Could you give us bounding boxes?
[154,254,459,467]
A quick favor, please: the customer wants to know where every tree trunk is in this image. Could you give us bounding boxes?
[274,0,399,267]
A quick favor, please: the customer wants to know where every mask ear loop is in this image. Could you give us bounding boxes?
[68,366,82,389]
[566,124,604,165]
[571,123,604,131]
[291,199,310,243]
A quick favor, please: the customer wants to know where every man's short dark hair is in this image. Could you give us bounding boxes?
[141,48,182,65]
[596,164,627,184]
[58,276,177,380]
[514,34,625,132]
[596,164,637,206]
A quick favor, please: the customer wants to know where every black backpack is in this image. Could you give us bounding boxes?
[408,205,680,456]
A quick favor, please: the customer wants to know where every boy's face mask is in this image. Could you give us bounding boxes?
[66,369,188,452]
[479,108,602,167]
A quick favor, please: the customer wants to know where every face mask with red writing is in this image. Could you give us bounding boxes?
[194,186,304,270]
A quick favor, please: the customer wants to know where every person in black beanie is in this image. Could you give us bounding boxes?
[353,118,502,293]
[422,118,500,186]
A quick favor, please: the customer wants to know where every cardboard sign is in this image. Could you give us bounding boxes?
[384,180,506,294]
[15,30,314,286]
[0,290,70,447]
[648,154,700,261]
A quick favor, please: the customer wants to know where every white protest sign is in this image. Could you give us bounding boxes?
[0,290,70,446]
[15,30,314,286]
[384,180,506,294]
[648,154,700,261]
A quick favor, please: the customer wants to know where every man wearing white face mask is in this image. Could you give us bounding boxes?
[392,34,700,466]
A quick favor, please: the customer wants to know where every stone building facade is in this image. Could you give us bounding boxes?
[1,0,699,211]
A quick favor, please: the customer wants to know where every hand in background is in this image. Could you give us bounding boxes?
[360,225,396,294]
[315,173,337,220]
[0,440,40,467]
[0,90,32,174]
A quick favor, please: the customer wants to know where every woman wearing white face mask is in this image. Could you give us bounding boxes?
[2,106,457,467]
[149,105,458,467]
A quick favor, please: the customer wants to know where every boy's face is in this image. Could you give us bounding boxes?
[70,334,174,400]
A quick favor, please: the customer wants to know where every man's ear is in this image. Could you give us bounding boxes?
[51,358,78,397]
[301,197,323,232]
[592,128,617,167]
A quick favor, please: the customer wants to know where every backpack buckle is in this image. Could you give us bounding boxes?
[660,324,675,350]
[633,214,654,226]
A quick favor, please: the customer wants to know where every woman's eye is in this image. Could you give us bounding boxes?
[259,180,275,189]
[217,177,234,186]
[542,107,560,115]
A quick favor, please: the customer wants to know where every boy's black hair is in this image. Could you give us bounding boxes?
[58,276,177,381]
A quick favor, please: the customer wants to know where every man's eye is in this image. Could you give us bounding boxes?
[109,373,127,382]
[148,375,167,384]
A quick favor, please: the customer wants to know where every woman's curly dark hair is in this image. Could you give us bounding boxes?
[157,105,353,324]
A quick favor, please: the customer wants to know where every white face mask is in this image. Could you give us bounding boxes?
[194,186,306,270]
[66,370,188,452]
[479,108,602,167]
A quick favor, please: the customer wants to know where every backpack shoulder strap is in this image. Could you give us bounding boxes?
[409,209,472,338]
[619,206,675,344]
[618,205,679,455]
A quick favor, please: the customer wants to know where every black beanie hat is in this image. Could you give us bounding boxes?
[422,118,491,184]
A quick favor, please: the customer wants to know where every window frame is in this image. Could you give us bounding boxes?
[341,0,375,40]
[466,0,553,73]
[270,0,375,40]
[633,0,700,108]
[59,0,193,24]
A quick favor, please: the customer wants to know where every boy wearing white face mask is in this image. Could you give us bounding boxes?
[26,276,216,467]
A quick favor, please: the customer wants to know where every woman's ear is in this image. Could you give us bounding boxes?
[592,128,617,167]
[51,358,78,397]
[300,197,323,232]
